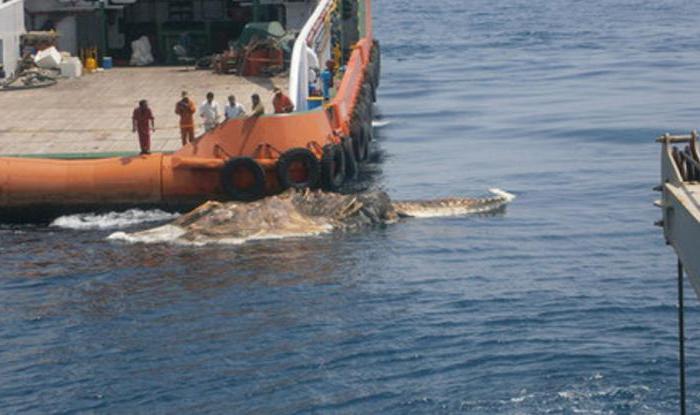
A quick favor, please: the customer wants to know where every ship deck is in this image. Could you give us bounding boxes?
[0,67,288,156]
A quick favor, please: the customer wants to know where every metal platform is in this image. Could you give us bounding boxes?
[658,132,700,298]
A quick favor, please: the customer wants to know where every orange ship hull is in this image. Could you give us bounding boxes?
[0,4,380,222]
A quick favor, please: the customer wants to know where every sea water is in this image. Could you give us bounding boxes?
[2,0,700,412]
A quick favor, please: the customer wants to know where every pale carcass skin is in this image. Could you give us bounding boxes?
[393,188,516,218]
[109,189,515,245]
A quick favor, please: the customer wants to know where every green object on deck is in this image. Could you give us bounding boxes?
[0,151,173,160]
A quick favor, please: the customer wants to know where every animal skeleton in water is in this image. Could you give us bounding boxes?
[108,189,515,245]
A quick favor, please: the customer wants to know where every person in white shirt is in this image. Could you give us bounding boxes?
[199,92,220,132]
[306,45,320,85]
[224,95,246,120]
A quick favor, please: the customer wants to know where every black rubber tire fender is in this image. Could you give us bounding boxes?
[371,40,381,89]
[321,144,347,191]
[360,82,371,103]
[351,123,369,163]
[350,107,367,135]
[341,136,358,180]
[367,45,379,89]
[364,118,375,143]
[354,99,373,137]
[359,86,374,119]
[220,157,267,201]
[276,147,321,190]
[353,99,371,126]
[360,123,372,160]
[366,97,374,122]
[352,105,364,126]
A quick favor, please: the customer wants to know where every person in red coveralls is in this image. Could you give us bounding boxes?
[132,99,155,154]
[272,87,294,113]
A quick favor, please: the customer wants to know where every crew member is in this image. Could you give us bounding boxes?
[199,92,220,132]
[225,95,246,120]
[248,93,265,119]
[320,60,335,100]
[175,91,196,145]
[132,99,155,155]
[272,87,294,114]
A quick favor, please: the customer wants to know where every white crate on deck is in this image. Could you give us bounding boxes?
[34,46,62,69]
[59,57,82,78]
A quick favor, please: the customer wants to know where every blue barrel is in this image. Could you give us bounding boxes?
[102,56,113,69]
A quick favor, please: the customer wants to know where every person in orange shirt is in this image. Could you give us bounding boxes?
[175,91,196,145]
[272,87,294,114]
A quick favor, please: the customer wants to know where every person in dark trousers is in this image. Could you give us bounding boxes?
[132,99,155,154]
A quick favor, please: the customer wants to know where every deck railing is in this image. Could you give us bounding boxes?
[659,133,700,182]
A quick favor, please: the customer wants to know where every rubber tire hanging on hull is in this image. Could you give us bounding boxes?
[359,83,371,104]
[350,122,368,162]
[360,85,374,121]
[350,107,367,135]
[370,40,381,89]
[342,136,358,180]
[276,147,321,190]
[360,123,372,159]
[364,121,374,144]
[358,92,374,142]
[351,98,372,140]
[220,157,267,201]
[321,144,346,191]
[353,123,371,162]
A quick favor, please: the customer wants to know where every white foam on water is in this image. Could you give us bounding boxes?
[51,209,180,230]
[372,119,392,128]
[107,224,334,246]
[108,224,191,244]
[488,188,516,203]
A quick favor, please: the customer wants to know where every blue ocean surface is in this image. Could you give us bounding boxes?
[2,0,700,413]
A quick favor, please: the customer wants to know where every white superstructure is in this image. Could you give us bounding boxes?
[289,0,335,111]
[0,0,25,79]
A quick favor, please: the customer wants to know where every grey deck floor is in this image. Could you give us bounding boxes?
[0,67,288,155]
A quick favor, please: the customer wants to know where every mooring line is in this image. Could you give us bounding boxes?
[678,259,687,415]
